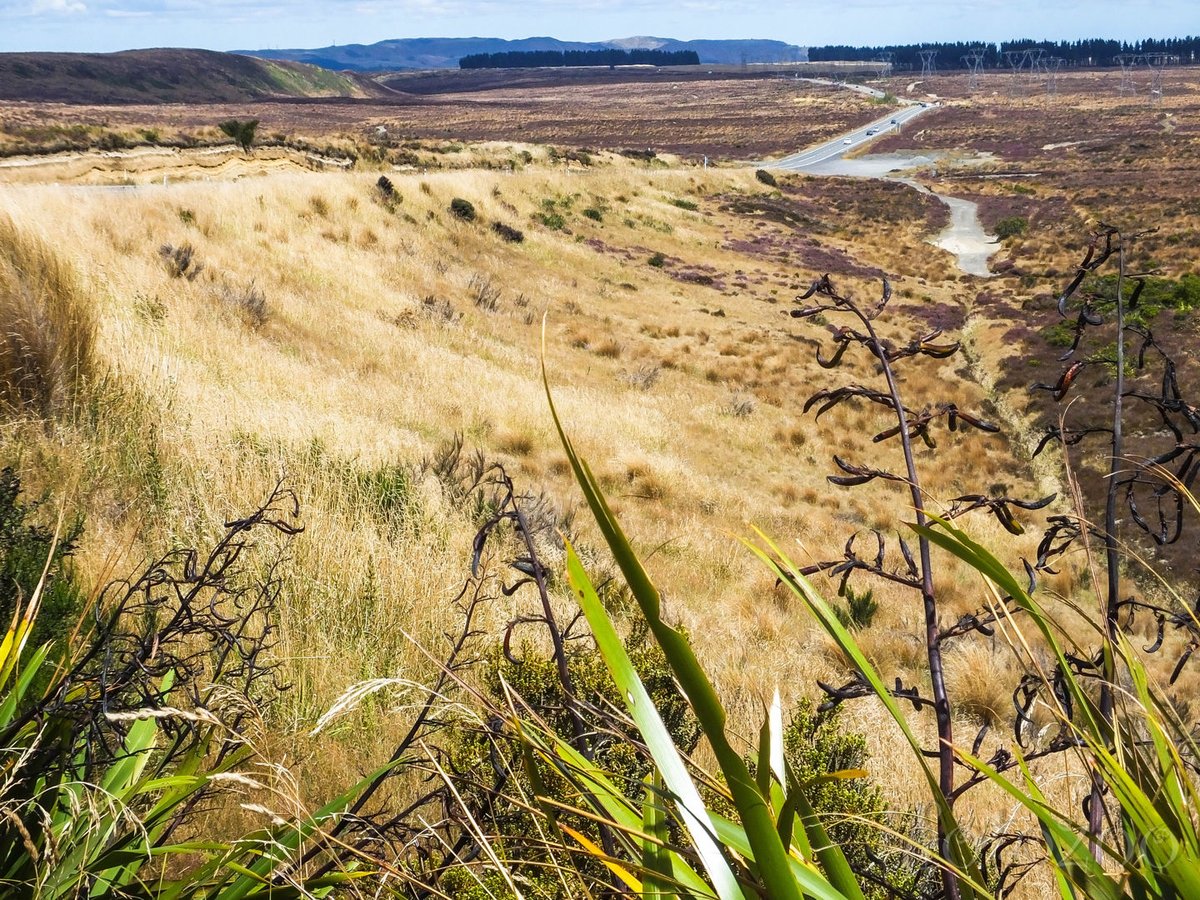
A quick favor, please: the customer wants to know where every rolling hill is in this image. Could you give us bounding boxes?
[241,36,807,71]
[0,49,388,103]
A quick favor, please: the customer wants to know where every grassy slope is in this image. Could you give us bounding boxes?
[0,153,1071,828]
[3,75,1198,895]
[0,49,383,103]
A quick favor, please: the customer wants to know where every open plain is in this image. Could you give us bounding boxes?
[2,61,1199,896]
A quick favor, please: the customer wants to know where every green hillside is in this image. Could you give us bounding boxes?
[0,48,385,103]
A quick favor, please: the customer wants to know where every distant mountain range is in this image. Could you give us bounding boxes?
[240,37,808,72]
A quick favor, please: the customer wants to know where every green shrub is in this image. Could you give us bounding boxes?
[534,211,566,230]
[218,118,258,153]
[834,585,878,630]
[0,467,84,656]
[994,216,1028,239]
[583,207,603,221]
[671,197,699,211]
[755,168,778,187]
[95,130,129,151]
[648,251,667,268]
[446,629,700,896]
[782,699,929,899]
[1084,272,1200,325]
[1042,320,1075,347]
[450,197,477,221]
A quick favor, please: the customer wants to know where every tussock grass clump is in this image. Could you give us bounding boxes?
[468,273,501,311]
[216,281,269,328]
[621,363,661,391]
[158,241,203,280]
[723,391,756,417]
[592,337,622,359]
[0,216,94,418]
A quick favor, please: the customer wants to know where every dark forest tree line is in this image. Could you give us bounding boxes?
[459,48,700,69]
[809,37,1199,70]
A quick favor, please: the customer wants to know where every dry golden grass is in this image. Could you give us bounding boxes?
[0,149,1089,859]
[0,213,94,418]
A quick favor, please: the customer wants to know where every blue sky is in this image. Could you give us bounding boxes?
[1,0,1196,53]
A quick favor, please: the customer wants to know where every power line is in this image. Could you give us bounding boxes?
[962,47,986,93]
[919,49,937,78]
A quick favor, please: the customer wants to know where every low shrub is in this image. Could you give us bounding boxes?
[0,467,84,654]
[782,699,928,898]
[994,215,1028,239]
[159,242,204,280]
[834,585,878,630]
[450,197,477,221]
[755,168,779,187]
[491,222,524,243]
[218,117,258,153]
[95,130,129,151]
[217,281,269,327]
[535,211,566,231]
[647,251,667,268]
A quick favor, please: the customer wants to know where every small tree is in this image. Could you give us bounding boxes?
[994,215,1028,239]
[218,118,258,154]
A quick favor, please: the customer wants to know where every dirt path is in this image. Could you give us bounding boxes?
[928,193,994,277]
[798,155,997,277]
[895,177,995,277]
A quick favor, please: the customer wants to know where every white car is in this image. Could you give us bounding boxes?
[843,138,852,145]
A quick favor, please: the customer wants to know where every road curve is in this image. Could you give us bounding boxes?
[756,97,994,277]
[764,102,934,172]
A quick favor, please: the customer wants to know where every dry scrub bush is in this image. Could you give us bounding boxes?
[158,241,203,280]
[216,281,270,328]
[0,216,94,418]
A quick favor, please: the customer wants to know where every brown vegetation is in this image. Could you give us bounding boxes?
[1,67,1198,893]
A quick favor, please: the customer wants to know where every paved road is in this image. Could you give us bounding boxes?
[753,98,994,277]
[765,103,934,172]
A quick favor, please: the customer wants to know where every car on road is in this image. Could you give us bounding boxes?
[890,119,899,125]
[843,138,852,144]
[866,129,878,136]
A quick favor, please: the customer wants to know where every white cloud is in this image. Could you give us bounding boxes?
[32,0,86,12]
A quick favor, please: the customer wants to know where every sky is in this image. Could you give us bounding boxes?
[0,0,1197,54]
